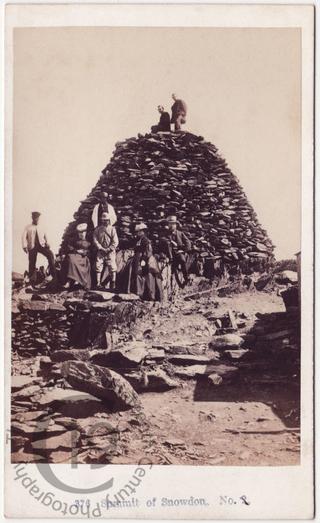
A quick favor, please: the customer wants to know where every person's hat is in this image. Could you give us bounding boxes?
[167,215,179,224]
[31,211,41,218]
[135,223,148,232]
[76,223,87,232]
[101,212,111,220]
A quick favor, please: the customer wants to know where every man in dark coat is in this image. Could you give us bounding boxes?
[151,105,171,133]
[171,93,187,131]
[160,215,192,286]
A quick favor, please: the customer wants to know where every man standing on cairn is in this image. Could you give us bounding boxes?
[151,105,171,133]
[160,215,192,287]
[22,211,57,286]
[93,212,119,290]
[91,191,117,228]
[171,93,187,131]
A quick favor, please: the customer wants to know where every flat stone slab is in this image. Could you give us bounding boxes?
[114,293,140,302]
[174,363,238,379]
[91,343,148,368]
[12,385,42,400]
[11,420,65,436]
[51,349,95,363]
[90,302,114,311]
[167,354,211,366]
[210,334,244,350]
[174,365,208,378]
[34,388,104,409]
[165,344,190,355]
[125,369,179,392]
[11,452,46,463]
[224,349,250,360]
[85,291,115,302]
[146,349,166,361]
[143,369,179,391]
[12,411,48,423]
[11,376,41,392]
[49,451,74,463]
[18,300,50,312]
[32,430,81,452]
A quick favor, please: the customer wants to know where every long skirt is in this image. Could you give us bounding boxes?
[119,255,163,301]
[67,254,91,290]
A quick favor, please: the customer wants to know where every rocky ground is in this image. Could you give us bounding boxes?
[11,275,300,466]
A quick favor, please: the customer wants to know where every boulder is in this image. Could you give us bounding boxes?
[61,361,140,410]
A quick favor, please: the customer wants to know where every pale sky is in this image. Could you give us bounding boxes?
[12,27,301,273]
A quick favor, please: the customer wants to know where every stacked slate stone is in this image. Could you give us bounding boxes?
[60,132,274,275]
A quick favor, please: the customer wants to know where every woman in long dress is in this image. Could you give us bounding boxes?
[63,223,92,290]
[125,223,163,301]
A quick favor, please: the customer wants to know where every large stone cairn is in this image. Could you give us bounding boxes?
[60,132,274,276]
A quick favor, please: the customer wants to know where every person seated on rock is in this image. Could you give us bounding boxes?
[151,105,171,133]
[63,223,92,290]
[91,191,117,228]
[171,93,187,131]
[159,215,192,287]
[121,223,163,301]
[93,212,119,290]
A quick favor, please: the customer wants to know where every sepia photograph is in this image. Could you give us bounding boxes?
[4,3,314,519]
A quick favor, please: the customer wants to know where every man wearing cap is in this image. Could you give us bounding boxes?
[93,212,119,290]
[171,93,187,131]
[160,215,192,286]
[92,191,117,228]
[22,212,57,285]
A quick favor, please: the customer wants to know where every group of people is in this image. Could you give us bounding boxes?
[151,94,187,133]
[21,192,194,301]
